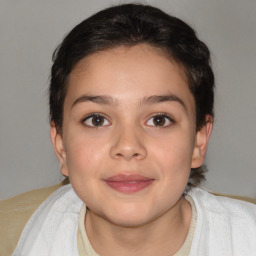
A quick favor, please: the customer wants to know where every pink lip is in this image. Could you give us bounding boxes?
[104,174,154,193]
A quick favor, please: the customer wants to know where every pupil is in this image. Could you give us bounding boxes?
[153,116,165,126]
[92,116,104,126]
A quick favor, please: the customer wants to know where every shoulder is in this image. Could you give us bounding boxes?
[188,188,256,254]
[0,182,64,256]
[189,187,256,217]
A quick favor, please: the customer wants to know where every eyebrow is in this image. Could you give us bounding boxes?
[140,94,187,111]
[72,95,119,107]
[72,93,186,111]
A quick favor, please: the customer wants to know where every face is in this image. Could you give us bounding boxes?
[51,44,211,227]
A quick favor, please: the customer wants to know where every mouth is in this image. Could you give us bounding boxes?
[103,174,154,193]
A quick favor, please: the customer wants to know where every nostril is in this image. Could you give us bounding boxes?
[114,152,141,160]
[110,136,147,160]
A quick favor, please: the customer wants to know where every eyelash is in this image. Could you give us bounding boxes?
[81,112,175,128]
[82,113,111,128]
[145,113,175,128]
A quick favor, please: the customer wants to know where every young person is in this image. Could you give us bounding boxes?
[2,3,256,256]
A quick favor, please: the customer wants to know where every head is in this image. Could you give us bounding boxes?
[49,4,214,191]
[49,3,214,216]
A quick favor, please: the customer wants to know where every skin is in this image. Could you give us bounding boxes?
[51,44,212,255]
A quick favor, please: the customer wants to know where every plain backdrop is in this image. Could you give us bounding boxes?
[0,0,255,200]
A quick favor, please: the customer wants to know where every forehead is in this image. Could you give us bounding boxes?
[66,44,194,111]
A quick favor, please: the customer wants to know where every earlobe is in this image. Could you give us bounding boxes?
[191,115,213,168]
[50,122,69,176]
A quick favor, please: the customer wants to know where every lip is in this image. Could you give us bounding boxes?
[104,174,154,193]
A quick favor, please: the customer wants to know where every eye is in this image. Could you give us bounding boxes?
[83,114,110,127]
[146,114,174,127]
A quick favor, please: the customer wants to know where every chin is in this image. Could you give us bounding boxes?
[109,214,153,227]
[103,205,157,227]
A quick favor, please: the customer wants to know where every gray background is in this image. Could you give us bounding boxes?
[0,0,255,200]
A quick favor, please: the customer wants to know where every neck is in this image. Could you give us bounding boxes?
[85,198,192,256]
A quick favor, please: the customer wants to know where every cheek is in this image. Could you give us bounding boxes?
[65,135,109,175]
[64,136,109,204]
[151,131,194,179]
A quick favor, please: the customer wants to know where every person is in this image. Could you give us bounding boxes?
[1,3,256,256]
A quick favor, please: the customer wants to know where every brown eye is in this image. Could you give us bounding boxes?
[146,114,173,127]
[84,114,110,127]
[153,116,166,126]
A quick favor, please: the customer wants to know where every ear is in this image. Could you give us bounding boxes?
[50,122,69,177]
[191,115,213,168]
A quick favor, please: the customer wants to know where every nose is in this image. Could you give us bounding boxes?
[110,125,147,161]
